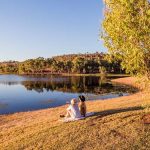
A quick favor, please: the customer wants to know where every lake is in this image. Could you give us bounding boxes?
[0,74,133,114]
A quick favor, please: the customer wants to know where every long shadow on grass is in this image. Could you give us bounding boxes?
[88,106,143,120]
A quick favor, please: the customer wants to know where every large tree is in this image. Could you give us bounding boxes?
[102,0,150,77]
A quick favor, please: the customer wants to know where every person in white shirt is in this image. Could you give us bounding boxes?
[60,98,81,119]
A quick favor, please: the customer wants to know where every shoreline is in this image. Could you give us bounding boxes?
[0,72,129,77]
[0,77,140,117]
[0,74,132,116]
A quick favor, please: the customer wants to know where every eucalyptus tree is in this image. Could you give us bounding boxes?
[102,0,150,77]
[65,61,73,73]
[72,57,85,73]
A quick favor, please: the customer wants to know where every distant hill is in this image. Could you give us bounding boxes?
[52,52,105,61]
[0,52,124,74]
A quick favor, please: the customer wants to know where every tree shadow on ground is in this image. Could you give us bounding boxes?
[88,106,143,120]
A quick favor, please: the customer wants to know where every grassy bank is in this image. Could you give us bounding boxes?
[0,77,150,150]
[0,72,129,77]
[58,73,129,77]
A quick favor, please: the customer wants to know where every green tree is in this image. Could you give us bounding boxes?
[102,0,150,77]
[85,59,100,73]
[72,57,85,73]
[64,61,73,73]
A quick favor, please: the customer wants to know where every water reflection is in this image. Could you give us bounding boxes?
[0,76,135,94]
[0,75,136,114]
[0,102,8,109]
[1,76,132,94]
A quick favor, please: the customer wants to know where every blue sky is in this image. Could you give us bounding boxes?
[0,0,106,61]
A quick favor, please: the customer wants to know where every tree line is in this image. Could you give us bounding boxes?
[0,52,124,74]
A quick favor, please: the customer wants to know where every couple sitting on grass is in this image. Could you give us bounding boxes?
[60,95,93,122]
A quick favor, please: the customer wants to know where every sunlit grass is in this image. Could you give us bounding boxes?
[0,77,150,150]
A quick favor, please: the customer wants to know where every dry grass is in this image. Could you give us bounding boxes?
[0,77,150,150]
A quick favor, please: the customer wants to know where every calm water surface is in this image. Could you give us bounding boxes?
[0,74,133,114]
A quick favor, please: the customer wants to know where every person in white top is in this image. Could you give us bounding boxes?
[60,98,81,119]
[59,98,94,122]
